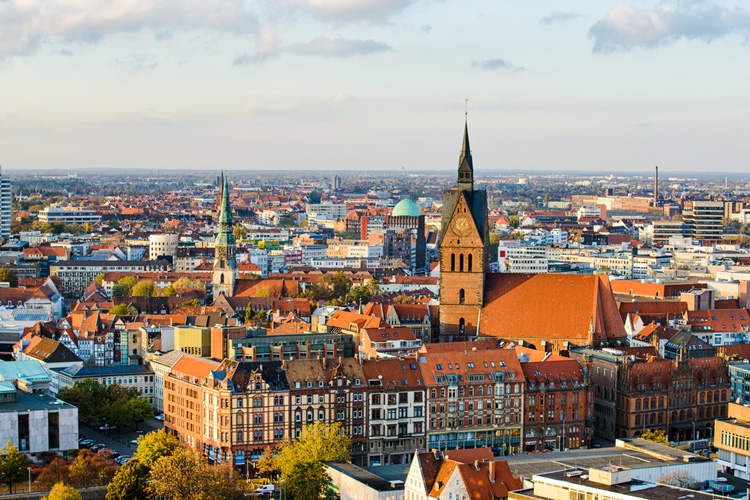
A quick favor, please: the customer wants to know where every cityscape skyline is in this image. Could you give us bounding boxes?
[2,0,750,172]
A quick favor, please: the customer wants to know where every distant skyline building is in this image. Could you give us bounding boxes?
[0,167,10,240]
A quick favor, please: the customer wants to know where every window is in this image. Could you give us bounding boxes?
[459,289,465,304]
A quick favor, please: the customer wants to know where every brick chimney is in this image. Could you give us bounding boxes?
[488,460,496,483]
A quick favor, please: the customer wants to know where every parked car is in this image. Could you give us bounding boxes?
[116,456,132,465]
[91,444,105,452]
[154,414,164,421]
[81,439,95,448]
[254,484,276,495]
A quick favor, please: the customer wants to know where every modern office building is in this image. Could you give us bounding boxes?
[38,205,101,225]
[0,167,10,240]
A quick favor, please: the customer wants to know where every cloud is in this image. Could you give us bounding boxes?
[420,25,432,34]
[471,57,526,72]
[589,1,750,53]
[0,0,259,60]
[234,22,281,65]
[116,53,158,73]
[300,0,417,23]
[56,49,73,56]
[288,34,392,57]
[540,11,583,25]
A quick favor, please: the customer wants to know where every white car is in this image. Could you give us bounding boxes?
[254,484,275,495]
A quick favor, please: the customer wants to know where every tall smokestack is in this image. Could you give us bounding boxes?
[654,165,658,207]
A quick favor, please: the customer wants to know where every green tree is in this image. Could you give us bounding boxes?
[160,284,176,297]
[0,266,18,287]
[148,447,246,500]
[112,276,138,297]
[131,280,155,297]
[346,278,379,305]
[0,441,28,494]
[233,223,247,240]
[106,458,150,500]
[255,310,268,324]
[181,299,200,307]
[244,307,255,324]
[258,422,350,479]
[173,278,204,289]
[286,461,340,500]
[42,482,81,500]
[94,273,105,286]
[509,215,520,228]
[308,190,322,204]
[109,304,138,316]
[126,398,155,430]
[135,431,180,468]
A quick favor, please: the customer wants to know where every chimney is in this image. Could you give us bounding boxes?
[488,460,496,483]
[654,165,658,206]
[474,460,481,471]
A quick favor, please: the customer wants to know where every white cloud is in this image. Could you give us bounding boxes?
[288,34,392,57]
[471,57,526,72]
[540,11,583,25]
[234,22,281,65]
[0,0,258,60]
[116,53,158,73]
[302,0,417,22]
[590,1,750,53]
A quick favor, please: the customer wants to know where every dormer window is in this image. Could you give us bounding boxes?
[354,379,361,386]
[318,380,324,387]
[306,381,313,388]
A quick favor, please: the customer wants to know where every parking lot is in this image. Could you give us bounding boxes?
[78,415,165,460]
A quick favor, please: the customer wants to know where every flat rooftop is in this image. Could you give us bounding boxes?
[504,439,708,479]
[0,391,76,413]
[527,469,718,500]
[327,462,408,492]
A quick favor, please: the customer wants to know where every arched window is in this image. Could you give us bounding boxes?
[468,254,473,272]
[451,254,455,271]
[459,318,465,334]
[459,254,464,272]
[220,274,225,284]
[459,289,465,304]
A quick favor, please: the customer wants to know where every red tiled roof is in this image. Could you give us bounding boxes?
[480,273,626,341]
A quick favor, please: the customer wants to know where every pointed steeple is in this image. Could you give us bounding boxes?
[457,115,474,191]
[219,171,232,227]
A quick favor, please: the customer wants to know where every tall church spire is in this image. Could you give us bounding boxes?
[457,115,474,191]
[213,171,236,297]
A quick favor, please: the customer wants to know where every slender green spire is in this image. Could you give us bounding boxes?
[216,171,235,246]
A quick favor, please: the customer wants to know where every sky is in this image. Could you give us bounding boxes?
[1,0,750,174]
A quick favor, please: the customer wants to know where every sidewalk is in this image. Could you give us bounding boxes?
[80,417,165,457]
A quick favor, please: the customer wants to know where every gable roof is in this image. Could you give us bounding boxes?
[480,273,626,343]
[24,337,82,363]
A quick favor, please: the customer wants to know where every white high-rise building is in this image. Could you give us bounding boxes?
[0,167,11,240]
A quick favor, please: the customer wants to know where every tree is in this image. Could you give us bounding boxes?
[308,190,322,204]
[109,304,137,316]
[255,310,268,324]
[255,285,272,298]
[160,284,176,297]
[131,281,155,297]
[181,299,200,307]
[286,461,340,500]
[244,307,255,324]
[135,431,180,468]
[259,422,350,479]
[148,447,246,500]
[36,458,71,489]
[233,223,247,241]
[42,482,81,500]
[112,276,138,297]
[641,429,669,445]
[393,294,415,305]
[173,278,204,289]
[106,458,150,500]
[659,470,696,488]
[0,441,28,494]
[0,266,18,287]
[126,398,155,431]
[94,273,105,286]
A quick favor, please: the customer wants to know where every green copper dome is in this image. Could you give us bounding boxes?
[392,199,421,217]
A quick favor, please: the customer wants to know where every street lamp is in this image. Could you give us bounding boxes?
[27,466,31,493]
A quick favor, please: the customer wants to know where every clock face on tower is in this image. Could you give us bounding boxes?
[453,217,471,236]
[216,246,227,261]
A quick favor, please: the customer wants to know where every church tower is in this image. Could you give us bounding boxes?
[438,118,489,341]
[213,172,237,297]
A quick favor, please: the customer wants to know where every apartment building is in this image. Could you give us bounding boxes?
[362,359,426,466]
[51,259,170,296]
[38,205,101,224]
[419,344,525,455]
[0,168,10,240]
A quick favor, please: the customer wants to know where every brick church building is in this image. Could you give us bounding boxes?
[438,121,626,351]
